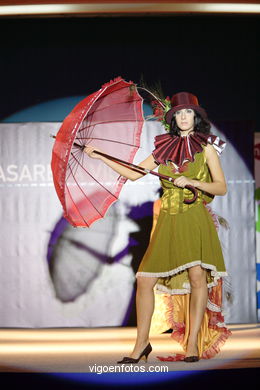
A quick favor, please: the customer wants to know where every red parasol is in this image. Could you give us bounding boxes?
[51,76,197,228]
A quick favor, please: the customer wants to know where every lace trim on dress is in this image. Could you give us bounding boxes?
[136,260,227,278]
[136,260,228,297]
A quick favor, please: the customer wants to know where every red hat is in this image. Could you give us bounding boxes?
[165,92,208,124]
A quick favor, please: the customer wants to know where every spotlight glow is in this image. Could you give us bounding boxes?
[0,3,259,17]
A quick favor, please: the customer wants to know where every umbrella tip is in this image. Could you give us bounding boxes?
[50,134,56,139]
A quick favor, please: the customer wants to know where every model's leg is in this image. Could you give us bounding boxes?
[130,276,158,359]
[186,265,208,357]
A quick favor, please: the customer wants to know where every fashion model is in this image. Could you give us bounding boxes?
[84,91,231,363]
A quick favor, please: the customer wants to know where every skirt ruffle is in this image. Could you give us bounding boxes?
[150,278,231,360]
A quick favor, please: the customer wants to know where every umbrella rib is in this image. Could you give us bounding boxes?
[66,149,84,181]
[64,175,90,227]
[70,151,118,202]
[66,160,104,220]
[67,147,87,178]
[66,149,92,222]
[71,151,119,198]
[81,98,142,119]
[79,119,143,132]
[67,145,89,182]
[75,137,139,148]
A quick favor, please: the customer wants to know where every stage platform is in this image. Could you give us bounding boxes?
[0,324,259,373]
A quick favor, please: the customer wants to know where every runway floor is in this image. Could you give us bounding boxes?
[0,323,259,373]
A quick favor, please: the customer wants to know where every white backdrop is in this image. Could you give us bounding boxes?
[0,121,256,326]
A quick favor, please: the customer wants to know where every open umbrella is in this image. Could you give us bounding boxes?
[51,76,144,227]
[51,76,197,227]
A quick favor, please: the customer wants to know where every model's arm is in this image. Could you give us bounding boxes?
[173,144,227,196]
[193,144,227,195]
[84,146,158,181]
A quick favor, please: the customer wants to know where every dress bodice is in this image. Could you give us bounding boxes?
[159,147,214,214]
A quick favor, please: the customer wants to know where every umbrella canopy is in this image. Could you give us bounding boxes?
[51,77,144,227]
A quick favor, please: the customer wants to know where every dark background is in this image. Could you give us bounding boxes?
[0,14,259,128]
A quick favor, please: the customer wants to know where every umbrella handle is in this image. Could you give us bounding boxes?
[50,138,198,205]
[183,185,198,204]
[90,150,198,205]
[51,140,198,205]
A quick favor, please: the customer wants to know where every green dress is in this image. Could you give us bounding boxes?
[135,134,231,360]
[136,146,228,294]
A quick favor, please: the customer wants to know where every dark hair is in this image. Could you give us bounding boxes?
[169,111,211,137]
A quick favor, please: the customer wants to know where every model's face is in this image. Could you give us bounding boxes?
[174,108,195,132]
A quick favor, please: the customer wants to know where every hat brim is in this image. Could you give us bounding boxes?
[165,104,208,125]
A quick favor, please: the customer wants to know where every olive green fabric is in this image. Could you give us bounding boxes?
[136,148,227,294]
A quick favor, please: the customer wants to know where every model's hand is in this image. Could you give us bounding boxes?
[84,145,102,159]
[173,176,195,188]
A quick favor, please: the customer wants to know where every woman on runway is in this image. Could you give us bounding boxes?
[84,91,231,363]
